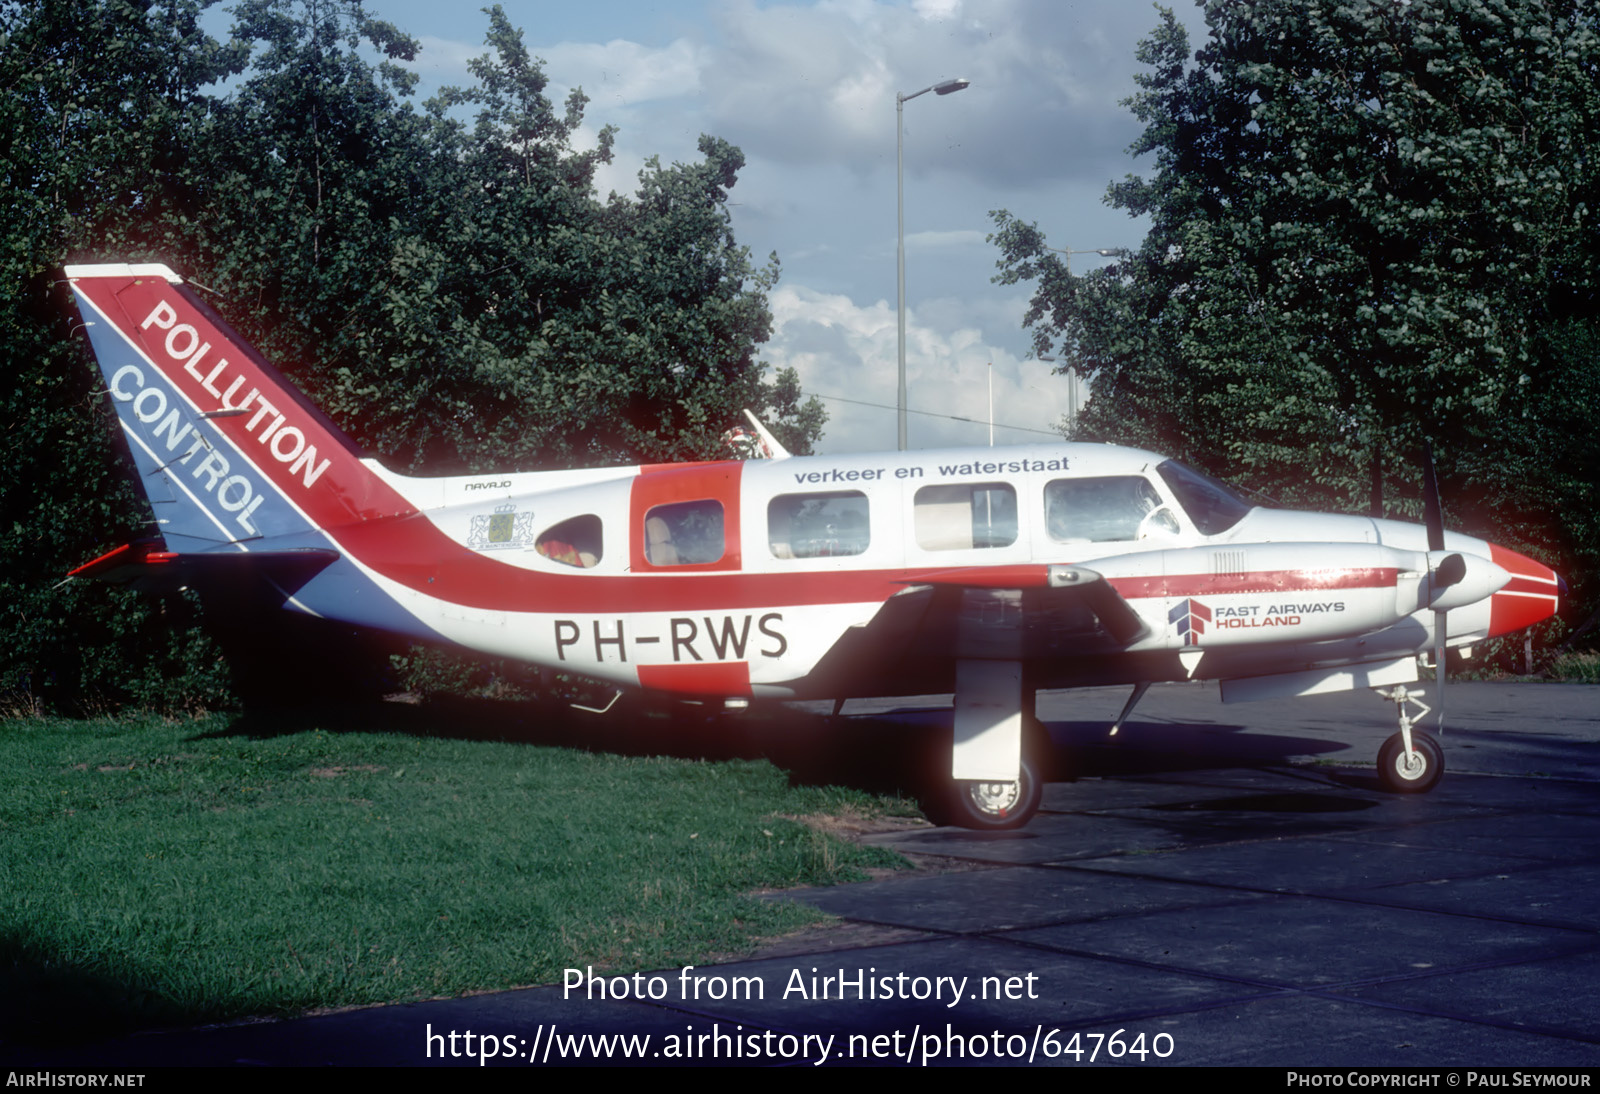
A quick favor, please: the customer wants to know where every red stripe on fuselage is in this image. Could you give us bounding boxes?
[636,661,751,695]
[1106,568,1396,599]
[911,565,1055,588]
[318,515,1405,614]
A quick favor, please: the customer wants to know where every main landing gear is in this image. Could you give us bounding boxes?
[928,658,1049,831]
[1373,685,1445,794]
[928,719,1047,830]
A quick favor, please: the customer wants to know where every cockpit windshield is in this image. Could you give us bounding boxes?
[1155,460,1253,536]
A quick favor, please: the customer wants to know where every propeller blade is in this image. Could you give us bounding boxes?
[1434,607,1447,735]
[1423,440,1446,733]
[1422,440,1445,553]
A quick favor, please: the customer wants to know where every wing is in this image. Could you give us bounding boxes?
[802,564,1148,697]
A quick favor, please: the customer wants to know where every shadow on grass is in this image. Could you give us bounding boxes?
[194,695,950,805]
[0,939,196,1049]
[193,694,1360,804]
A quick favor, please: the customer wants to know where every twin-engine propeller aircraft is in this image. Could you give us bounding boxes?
[63,263,1563,828]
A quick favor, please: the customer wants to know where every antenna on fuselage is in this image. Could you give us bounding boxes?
[740,409,791,460]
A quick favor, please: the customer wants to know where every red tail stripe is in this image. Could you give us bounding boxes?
[79,276,412,527]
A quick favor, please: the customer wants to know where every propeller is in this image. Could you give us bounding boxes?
[1422,441,1452,734]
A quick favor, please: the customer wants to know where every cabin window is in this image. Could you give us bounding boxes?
[536,514,603,568]
[767,491,869,559]
[1156,460,1252,535]
[643,499,724,565]
[1044,476,1177,543]
[913,482,1017,551]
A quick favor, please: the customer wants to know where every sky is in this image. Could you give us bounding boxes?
[210,0,1214,454]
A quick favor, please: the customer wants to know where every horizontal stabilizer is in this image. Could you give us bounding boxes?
[69,541,339,596]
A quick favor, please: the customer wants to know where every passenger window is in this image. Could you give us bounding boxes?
[1044,477,1175,543]
[643,499,724,565]
[914,482,1017,551]
[768,491,869,559]
[536,514,603,568]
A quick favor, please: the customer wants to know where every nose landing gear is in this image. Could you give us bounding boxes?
[1373,685,1445,793]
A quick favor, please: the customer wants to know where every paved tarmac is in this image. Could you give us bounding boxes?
[8,682,1598,1067]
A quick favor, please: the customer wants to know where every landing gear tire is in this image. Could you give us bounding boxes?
[926,754,1044,831]
[1377,731,1444,794]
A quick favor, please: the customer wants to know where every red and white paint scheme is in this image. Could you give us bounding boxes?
[63,263,1563,828]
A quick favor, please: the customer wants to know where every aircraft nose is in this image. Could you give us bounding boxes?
[1485,543,1562,638]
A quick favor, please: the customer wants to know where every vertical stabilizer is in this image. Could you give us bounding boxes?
[64,264,399,553]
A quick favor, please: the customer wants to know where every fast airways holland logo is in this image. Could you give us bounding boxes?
[1169,598,1212,647]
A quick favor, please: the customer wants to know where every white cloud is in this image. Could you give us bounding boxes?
[764,285,1072,453]
[412,35,482,82]
[697,0,1177,186]
[537,38,708,110]
[407,33,707,127]
[904,228,988,251]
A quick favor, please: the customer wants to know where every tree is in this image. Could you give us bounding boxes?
[188,2,820,473]
[992,0,1600,627]
[0,0,244,712]
[1,0,822,712]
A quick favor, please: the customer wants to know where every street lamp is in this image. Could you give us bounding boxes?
[1046,245,1128,270]
[897,76,969,451]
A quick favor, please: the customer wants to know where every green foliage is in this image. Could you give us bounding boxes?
[1548,652,1600,684]
[992,0,1600,622]
[1,0,245,714]
[0,713,905,1040]
[1,1,822,713]
[388,645,544,702]
[186,2,818,472]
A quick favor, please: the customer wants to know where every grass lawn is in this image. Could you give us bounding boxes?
[0,705,914,1044]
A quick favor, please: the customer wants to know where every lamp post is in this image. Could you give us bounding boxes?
[1039,247,1125,436]
[897,76,969,451]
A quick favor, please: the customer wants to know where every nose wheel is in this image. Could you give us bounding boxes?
[1377,730,1443,793]
[1373,685,1444,794]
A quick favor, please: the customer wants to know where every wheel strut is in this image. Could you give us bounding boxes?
[1375,685,1431,765]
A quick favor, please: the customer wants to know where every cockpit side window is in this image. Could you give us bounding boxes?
[1044,476,1176,543]
[914,482,1017,551]
[768,491,869,558]
[1155,460,1252,535]
[536,514,603,568]
[643,499,724,565]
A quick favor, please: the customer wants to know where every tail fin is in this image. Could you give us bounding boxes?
[64,264,389,552]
